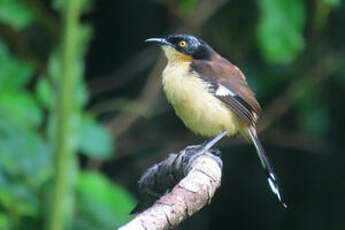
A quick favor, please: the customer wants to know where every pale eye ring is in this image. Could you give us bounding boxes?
[179,41,187,47]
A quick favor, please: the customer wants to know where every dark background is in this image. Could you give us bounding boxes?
[0,0,344,229]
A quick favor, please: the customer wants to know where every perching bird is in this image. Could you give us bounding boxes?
[145,34,286,207]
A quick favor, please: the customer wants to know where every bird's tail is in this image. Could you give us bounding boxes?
[246,127,287,208]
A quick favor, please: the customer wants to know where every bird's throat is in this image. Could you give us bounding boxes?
[162,46,192,63]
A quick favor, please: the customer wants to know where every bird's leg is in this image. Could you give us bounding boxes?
[200,130,227,153]
[184,130,227,159]
[182,131,226,171]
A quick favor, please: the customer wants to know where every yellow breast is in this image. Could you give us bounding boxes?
[161,55,240,137]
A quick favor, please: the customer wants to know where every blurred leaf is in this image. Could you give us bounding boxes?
[75,171,135,229]
[0,39,34,91]
[74,82,89,108]
[79,116,114,160]
[179,0,198,15]
[0,119,52,187]
[0,170,40,217]
[292,79,315,106]
[36,77,53,110]
[0,0,35,30]
[0,90,42,128]
[0,90,42,130]
[314,0,340,30]
[70,24,92,107]
[72,218,102,230]
[53,0,94,13]
[0,213,8,230]
[47,51,62,85]
[257,0,306,64]
[323,0,341,7]
[76,24,93,59]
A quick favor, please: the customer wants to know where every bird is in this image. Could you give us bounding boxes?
[145,34,287,208]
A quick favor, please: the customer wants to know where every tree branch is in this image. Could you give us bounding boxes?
[119,145,223,230]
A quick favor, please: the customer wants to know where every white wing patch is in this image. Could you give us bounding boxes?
[215,84,236,97]
[269,172,276,181]
[268,177,279,198]
[267,176,287,208]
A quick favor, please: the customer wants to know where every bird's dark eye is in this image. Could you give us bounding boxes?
[179,40,187,47]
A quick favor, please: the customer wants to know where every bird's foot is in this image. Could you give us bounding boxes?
[183,144,222,171]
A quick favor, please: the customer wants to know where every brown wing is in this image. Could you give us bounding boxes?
[191,55,261,125]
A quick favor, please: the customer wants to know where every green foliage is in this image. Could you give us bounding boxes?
[0,120,51,187]
[46,1,103,229]
[0,39,41,128]
[52,0,94,13]
[0,0,35,30]
[36,77,114,160]
[79,115,114,160]
[0,168,40,217]
[0,1,121,229]
[0,39,34,91]
[36,77,54,110]
[257,0,306,64]
[323,0,341,7]
[179,0,198,15]
[74,171,135,229]
[0,37,50,228]
[0,90,42,128]
[0,213,9,230]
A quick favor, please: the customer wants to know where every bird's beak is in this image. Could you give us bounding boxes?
[145,38,174,47]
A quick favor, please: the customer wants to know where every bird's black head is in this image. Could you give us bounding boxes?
[145,34,214,60]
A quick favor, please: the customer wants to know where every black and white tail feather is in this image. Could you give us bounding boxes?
[247,128,287,208]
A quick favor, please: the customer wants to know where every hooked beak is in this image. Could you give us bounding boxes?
[145,38,174,47]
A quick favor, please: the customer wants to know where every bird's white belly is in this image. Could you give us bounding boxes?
[162,62,240,137]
